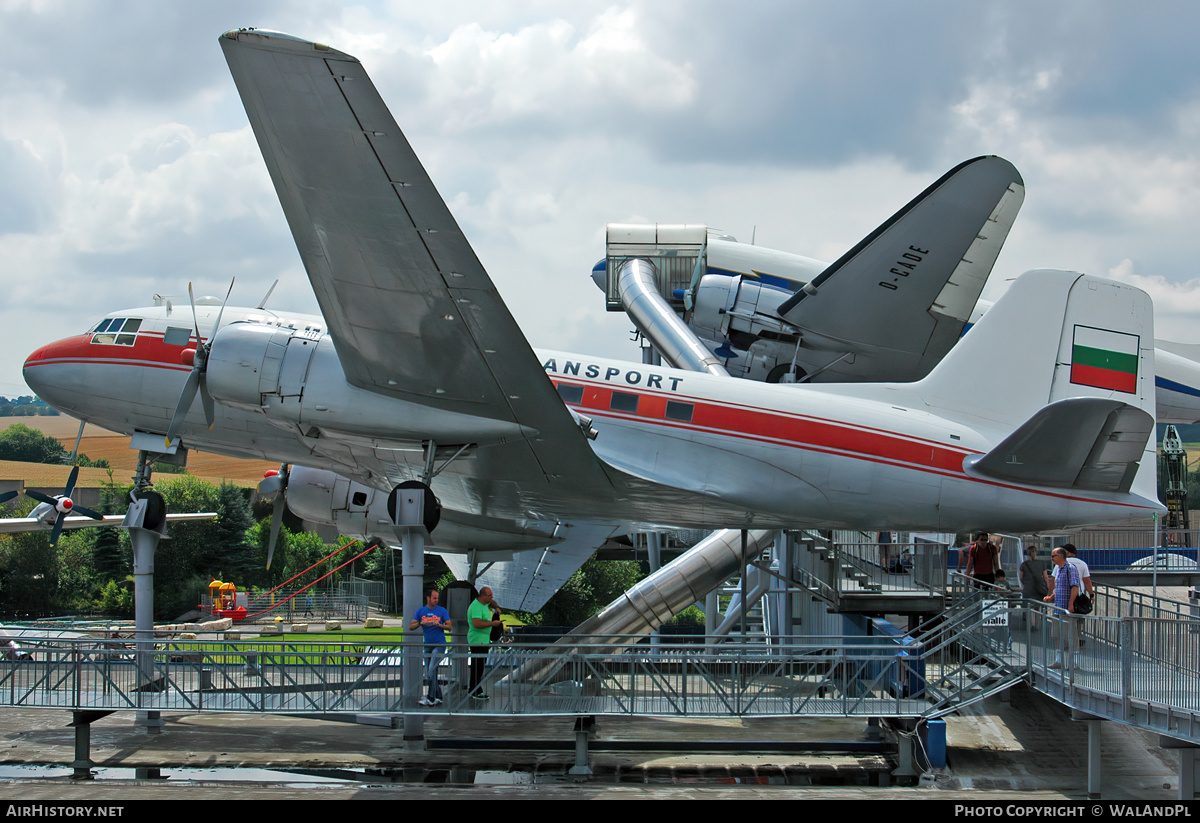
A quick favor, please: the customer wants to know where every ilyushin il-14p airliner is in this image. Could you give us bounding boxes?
[21,30,1165,603]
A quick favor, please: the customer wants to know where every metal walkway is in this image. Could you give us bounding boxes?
[0,573,1197,756]
[0,611,1011,720]
[938,573,1200,748]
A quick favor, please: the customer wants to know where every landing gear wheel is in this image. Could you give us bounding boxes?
[133,490,166,531]
[766,363,806,384]
[387,481,442,533]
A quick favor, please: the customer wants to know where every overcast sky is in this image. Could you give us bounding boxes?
[2,1,1199,396]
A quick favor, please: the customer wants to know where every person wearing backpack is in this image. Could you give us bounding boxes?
[966,531,1001,587]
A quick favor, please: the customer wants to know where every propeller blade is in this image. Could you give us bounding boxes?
[209,278,235,343]
[26,490,57,507]
[266,498,284,571]
[257,474,283,497]
[187,282,203,344]
[176,279,232,440]
[49,514,65,547]
[71,504,105,521]
[0,491,18,505]
[164,367,201,446]
[62,466,80,500]
[199,377,215,429]
[264,462,288,571]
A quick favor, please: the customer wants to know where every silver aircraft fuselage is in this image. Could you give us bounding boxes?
[23,299,1160,548]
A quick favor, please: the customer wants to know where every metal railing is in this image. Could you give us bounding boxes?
[833,542,948,596]
[942,575,1200,743]
[6,586,1198,740]
[1091,583,1195,622]
[340,577,390,612]
[0,620,1012,719]
[202,591,370,624]
[1064,527,1199,551]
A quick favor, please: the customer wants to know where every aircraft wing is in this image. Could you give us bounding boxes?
[220,30,608,488]
[776,155,1025,381]
[435,524,617,613]
[0,512,217,535]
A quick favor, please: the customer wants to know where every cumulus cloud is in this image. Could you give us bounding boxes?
[423,10,696,134]
[2,1,1200,395]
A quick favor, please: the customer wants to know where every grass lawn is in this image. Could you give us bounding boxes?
[157,614,529,664]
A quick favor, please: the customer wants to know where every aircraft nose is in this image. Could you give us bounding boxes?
[24,344,50,369]
[22,335,86,411]
[23,344,52,393]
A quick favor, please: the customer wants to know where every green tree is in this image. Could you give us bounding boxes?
[0,422,67,464]
[91,471,130,584]
[55,532,98,612]
[0,499,58,615]
[212,483,256,580]
[536,557,645,626]
[95,579,134,616]
[149,476,258,619]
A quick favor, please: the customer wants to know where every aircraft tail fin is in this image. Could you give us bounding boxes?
[775,156,1024,380]
[915,268,1157,499]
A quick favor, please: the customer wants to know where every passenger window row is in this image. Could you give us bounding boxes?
[554,383,694,424]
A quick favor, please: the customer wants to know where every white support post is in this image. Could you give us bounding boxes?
[392,486,430,741]
[123,483,168,733]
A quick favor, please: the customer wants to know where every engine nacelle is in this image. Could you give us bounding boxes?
[285,466,391,538]
[285,467,441,540]
[206,322,320,411]
[205,321,527,444]
[689,274,797,352]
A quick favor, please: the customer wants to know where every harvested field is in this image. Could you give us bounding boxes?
[3,417,275,486]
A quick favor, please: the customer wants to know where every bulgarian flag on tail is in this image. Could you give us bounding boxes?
[1071,325,1139,394]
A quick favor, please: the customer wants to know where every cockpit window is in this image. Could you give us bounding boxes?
[91,318,141,346]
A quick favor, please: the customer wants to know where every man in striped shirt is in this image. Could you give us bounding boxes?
[1043,548,1080,668]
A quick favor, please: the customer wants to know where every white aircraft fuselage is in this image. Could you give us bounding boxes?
[23,287,1162,551]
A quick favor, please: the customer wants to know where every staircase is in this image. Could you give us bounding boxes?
[910,588,1028,718]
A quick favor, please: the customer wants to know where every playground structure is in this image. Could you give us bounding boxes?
[200,539,380,624]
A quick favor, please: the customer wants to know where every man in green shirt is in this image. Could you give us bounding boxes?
[468,587,502,699]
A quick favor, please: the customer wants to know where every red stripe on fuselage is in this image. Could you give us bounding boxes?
[555,378,971,472]
[553,378,1153,512]
[24,332,198,373]
[24,334,1153,514]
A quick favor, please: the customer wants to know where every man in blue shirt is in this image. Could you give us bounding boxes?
[408,589,450,706]
[1042,548,1079,669]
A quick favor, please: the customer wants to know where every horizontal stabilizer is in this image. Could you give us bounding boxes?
[0,512,217,536]
[964,398,1153,494]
